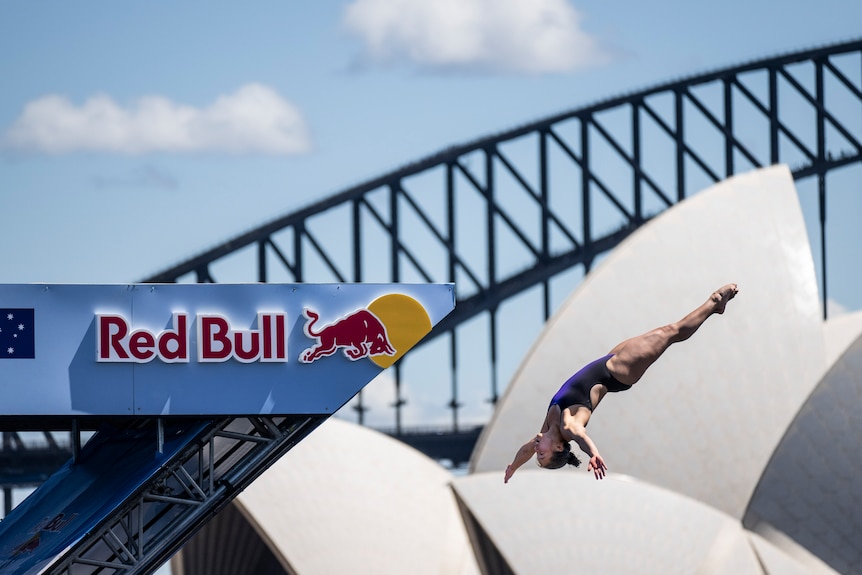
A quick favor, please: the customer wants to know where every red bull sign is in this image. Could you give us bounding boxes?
[0,283,454,417]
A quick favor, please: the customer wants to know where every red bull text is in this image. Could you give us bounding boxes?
[96,312,288,363]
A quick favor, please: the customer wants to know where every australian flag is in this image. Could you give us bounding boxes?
[1,309,35,359]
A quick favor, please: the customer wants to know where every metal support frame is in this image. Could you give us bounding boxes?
[46,415,325,575]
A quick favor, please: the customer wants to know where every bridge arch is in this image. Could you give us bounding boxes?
[145,38,862,432]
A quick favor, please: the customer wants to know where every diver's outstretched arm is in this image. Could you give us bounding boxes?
[504,437,536,483]
[563,423,606,480]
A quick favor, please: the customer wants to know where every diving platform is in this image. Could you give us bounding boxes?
[0,283,454,574]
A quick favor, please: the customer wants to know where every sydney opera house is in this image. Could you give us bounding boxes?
[172,166,862,575]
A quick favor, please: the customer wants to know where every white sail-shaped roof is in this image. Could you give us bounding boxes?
[452,471,836,575]
[174,166,861,575]
[233,418,480,575]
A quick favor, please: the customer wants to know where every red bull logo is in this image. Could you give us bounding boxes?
[300,308,395,363]
[299,294,433,368]
[9,513,78,557]
[11,532,40,557]
[93,293,433,369]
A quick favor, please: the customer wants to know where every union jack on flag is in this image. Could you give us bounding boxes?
[1,309,35,359]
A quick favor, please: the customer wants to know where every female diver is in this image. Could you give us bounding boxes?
[504,284,738,482]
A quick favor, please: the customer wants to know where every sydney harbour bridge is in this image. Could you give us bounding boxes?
[1,37,861,573]
[144,36,862,451]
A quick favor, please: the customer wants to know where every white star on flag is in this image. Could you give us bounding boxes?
[1,308,35,359]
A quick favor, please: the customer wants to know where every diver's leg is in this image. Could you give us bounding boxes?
[605,284,737,385]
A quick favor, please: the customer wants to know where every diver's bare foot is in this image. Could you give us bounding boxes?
[711,284,738,314]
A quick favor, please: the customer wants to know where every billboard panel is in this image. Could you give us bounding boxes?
[0,283,455,416]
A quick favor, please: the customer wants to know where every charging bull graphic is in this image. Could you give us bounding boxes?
[299,307,396,364]
[9,513,78,557]
[11,532,41,556]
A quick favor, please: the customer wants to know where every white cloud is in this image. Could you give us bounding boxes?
[343,0,609,74]
[2,84,311,155]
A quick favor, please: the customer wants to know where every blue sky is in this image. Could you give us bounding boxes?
[2,0,860,287]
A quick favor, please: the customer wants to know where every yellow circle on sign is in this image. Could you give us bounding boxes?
[367,294,432,368]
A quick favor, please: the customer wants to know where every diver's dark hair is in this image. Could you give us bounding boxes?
[544,443,581,469]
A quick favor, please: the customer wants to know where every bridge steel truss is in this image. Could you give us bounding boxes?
[140,38,862,434]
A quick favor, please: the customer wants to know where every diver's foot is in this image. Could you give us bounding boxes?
[712,284,738,314]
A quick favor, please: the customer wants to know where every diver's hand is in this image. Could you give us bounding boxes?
[504,464,516,483]
[588,454,607,480]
